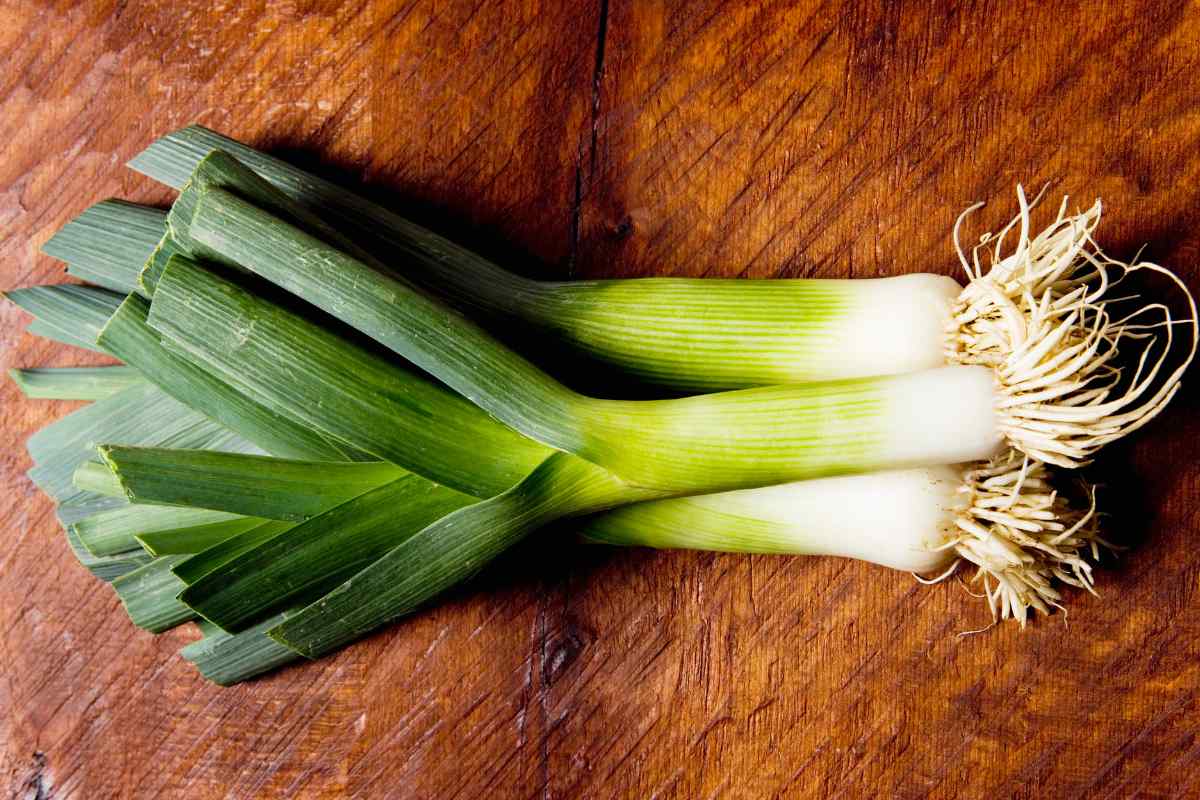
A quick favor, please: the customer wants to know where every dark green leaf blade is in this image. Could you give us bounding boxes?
[4,285,125,347]
[172,520,297,586]
[74,503,253,557]
[26,382,255,505]
[9,366,143,400]
[181,615,301,685]
[98,295,361,462]
[42,200,166,294]
[129,126,523,314]
[148,256,550,497]
[100,446,406,521]
[139,232,184,295]
[112,555,194,632]
[270,453,653,658]
[181,474,473,632]
[174,185,584,455]
[137,516,265,556]
[64,525,151,582]
[25,318,108,353]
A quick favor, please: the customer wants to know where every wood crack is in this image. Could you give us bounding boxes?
[567,0,611,278]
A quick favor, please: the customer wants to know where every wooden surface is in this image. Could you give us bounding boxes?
[3,1,1200,797]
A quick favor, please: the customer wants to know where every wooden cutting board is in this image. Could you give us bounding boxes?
[3,1,1199,797]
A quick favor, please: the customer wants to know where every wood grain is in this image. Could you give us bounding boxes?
[3,1,1200,798]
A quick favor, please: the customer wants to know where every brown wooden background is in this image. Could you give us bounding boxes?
[3,1,1200,798]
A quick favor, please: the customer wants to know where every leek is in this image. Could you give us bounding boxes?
[132,129,956,387]
[106,444,1099,627]
[1,129,1180,683]
[132,228,1099,642]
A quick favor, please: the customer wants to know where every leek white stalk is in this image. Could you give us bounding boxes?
[581,452,1102,624]
[472,273,964,387]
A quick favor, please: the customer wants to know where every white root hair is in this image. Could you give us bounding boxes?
[925,451,1107,626]
[946,186,1197,467]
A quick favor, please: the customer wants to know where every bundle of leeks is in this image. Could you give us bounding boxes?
[3,126,1193,684]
